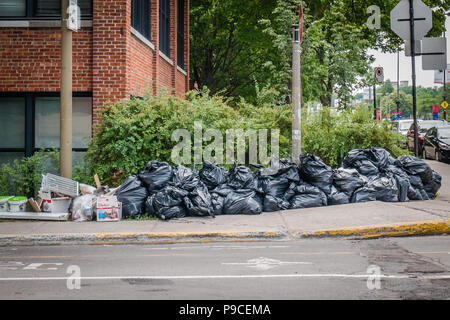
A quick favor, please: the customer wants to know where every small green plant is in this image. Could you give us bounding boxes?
[302,106,410,167]
[0,150,59,197]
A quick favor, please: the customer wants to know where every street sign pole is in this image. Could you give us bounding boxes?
[409,0,419,157]
[373,83,376,120]
[396,49,400,114]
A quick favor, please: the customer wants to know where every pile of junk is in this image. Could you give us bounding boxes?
[0,147,442,222]
[0,173,122,222]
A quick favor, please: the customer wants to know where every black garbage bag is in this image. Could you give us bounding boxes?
[332,168,366,196]
[342,149,379,176]
[145,193,156,217]
[258,175,291,212]
[228,165,257,190]
[210,192,225,216]
[367,147,394,170]
[394,156,433,184]
[116,176,148,218]
[351,186,377,203]
[299,154,333,194]
[423,170,442,198]
[271,158,301,182]
[184,183,214,217]
[254,158,300,212]
[289,183,328,209]
[211,184,235,197]
[263,195,291,212]
[367,174,399,202]
[172,165,201,192]
[409,175,424,189]
[385,165,410,202]
[407,186,424,200]
[138,161,173,192]
[328,186,350,205]
[223,189,263,215]
[199,161,228,190]
[151,186,188,220]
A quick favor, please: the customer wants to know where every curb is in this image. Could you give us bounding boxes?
[298,220,450,239]
[0,230,288,246]
[0,220,449,246]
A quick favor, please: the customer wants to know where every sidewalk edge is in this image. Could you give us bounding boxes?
[298,219,450,239]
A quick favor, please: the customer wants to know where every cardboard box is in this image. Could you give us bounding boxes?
[96,196,121,222]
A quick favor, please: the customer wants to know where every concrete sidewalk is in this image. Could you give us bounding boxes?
[0,161,449,245]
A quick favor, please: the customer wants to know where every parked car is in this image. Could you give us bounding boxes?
[396,119,416,136]
[422,126,450,162]
[407,120,448,152]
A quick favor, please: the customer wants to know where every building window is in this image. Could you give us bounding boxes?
[0,0,92,18]
[159,0,170,57]
[0,0,26,17]
[0,97,26,164]
[0,94,92,166]
[131,0,151,41]
[177,0,184,69]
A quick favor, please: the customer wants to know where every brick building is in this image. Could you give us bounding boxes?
[0,0,190,165]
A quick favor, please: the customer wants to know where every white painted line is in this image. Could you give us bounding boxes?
[1,274,450,281]
[142,245,291,250]
[222,257,312,270]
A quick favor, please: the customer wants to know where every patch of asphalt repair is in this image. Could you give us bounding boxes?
[359,238,450,300]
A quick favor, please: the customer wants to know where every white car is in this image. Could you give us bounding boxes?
[396,119,420,136]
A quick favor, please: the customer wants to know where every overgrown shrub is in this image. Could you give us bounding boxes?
[87,91,408,186]
[0,150,59,197]
[302,106,409,167]
[87,91,290,185]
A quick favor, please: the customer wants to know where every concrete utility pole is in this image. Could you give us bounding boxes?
[292,24,302,165]
[60,0,73,178]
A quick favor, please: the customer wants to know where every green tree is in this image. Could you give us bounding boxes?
[379,80,394,97]
[380,91,412,119]
[190,0,450,105]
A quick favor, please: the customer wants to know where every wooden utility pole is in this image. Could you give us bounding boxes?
[60,0,73,178]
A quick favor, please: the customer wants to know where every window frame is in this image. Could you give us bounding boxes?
[0,0,93,20]
[159,0,170,57]
[177,0,185,69]
[0,92,92,162]
[131,0,151,41]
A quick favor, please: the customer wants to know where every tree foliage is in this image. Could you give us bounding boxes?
[190,0,450,106]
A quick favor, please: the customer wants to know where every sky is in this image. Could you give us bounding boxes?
[368,16,450,89]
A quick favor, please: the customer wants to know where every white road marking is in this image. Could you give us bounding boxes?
[22,263,63,270]
[1,274,450,281]
[222,257,312,270]
[141,245,290,251]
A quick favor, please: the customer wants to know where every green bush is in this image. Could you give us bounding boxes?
[87,90,291,185]
[302,106,410,167]
[0,150,59,197]
[86,91,408,186]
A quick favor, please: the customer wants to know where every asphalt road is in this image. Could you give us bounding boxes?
[0,236,449,300]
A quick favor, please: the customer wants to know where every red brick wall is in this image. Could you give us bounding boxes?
[0,0,189,116]
[92,0,130,127]
[128,35,154,96]
[0,28,92,92]
[158,56,174,92]
[175,69,186,97]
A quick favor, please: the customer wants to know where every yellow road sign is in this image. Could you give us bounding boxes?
[442,101,449,109]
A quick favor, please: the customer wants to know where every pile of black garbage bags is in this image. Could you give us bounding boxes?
[116,148,442,220]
